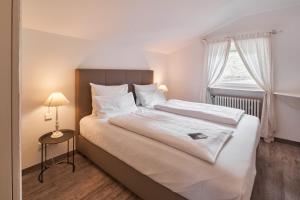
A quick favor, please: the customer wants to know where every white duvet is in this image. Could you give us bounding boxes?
[80,108,260,200]
[109,109,233,164]
[155,99,245,125]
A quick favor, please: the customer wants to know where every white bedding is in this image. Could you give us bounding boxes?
[80,108,260,200]
[109,109,233,163]
[155,99,245,125]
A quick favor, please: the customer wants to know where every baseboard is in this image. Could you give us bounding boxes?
[22,150,77,176]
[274,137,300,147]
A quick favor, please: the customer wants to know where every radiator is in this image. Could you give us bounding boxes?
[212,95,261,118]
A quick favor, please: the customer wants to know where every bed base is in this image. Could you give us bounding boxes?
[77,135,186,200]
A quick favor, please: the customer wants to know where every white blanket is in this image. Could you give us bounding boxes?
[109,109,233,163]
[81,112,260,200]
[155,99,245,125]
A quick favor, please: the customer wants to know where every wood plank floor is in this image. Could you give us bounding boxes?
[251,141,300,200]
[23,141,300,200]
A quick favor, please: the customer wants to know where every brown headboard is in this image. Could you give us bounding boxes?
[75,69,153,134]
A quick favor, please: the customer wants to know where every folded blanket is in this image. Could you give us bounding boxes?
[109,109,233,164]
[154,99,245,125]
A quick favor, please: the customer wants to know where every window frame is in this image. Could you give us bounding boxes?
[212,82,263,91]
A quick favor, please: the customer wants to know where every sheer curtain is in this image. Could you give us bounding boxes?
[234,33,275,142]
[201,39,231,103]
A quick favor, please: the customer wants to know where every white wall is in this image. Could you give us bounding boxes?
[167,6,300,142]
[21,28,168,169]
[167,39,204,101]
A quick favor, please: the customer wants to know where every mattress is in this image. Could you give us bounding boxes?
[80,108,260,200]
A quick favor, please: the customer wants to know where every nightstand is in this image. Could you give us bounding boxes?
[38,129,75,183]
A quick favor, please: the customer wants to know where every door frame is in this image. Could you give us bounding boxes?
[12,0,21,199]
[0,0,20,199]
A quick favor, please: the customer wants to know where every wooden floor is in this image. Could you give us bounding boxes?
[23,141,300,200]
[251,141,300,200]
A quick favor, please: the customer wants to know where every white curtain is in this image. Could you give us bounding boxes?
[201,39,231,103]
[234,33,275,142]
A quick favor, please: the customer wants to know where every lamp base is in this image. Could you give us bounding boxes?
[51,131,63,138]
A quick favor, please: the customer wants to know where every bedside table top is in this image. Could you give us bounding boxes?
[39,129,75,144]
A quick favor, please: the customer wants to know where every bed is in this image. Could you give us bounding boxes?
[75,69,260,200]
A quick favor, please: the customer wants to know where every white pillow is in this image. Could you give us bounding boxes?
[90,83,128,96]
[90,83,128,115]
[93,92,137,118]
[134,84,157,105]
[139,89,166,108]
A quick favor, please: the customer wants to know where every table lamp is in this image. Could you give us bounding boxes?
[44,92,70,138]
[158,84,168,92]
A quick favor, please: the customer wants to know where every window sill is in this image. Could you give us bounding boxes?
[210,87,265,99]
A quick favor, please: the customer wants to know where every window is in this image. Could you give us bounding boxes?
[213,40,260,90]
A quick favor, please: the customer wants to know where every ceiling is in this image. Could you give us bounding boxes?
[22,0,300,53]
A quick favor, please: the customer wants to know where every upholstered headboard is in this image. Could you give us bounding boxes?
[75,69,153,135]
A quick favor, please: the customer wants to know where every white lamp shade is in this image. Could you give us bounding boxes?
[158,84,168,92]
[44,92,70,107]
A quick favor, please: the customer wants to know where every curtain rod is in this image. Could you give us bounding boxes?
[202,29,283,42]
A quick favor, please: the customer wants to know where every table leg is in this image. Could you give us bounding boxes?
[39,143,44,183]
[38,144,49,183]
[45,144,47,165]
[67,140,69,163]
[72,136,75,172]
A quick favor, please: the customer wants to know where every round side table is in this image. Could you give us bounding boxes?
[38,129,75,183]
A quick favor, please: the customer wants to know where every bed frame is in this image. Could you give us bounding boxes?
[75,69,186,200]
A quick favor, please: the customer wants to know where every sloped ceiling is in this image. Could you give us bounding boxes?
[22,0,300,53]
